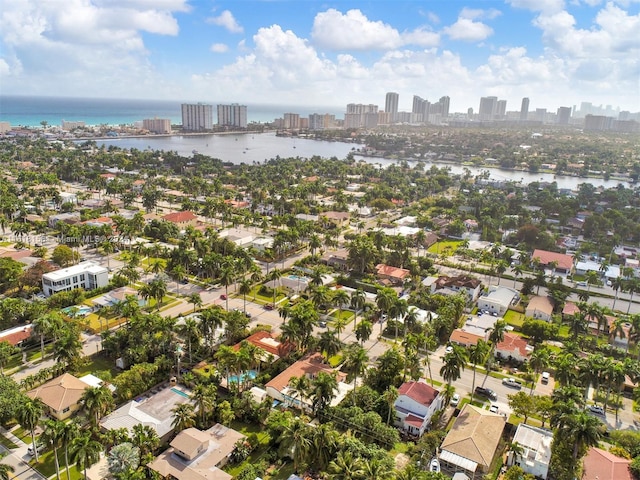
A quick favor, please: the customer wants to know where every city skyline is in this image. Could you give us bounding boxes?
[0,1,638,112]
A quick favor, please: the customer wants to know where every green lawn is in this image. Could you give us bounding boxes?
[74,354,118,378]
[504,310,525,328]
[225,421,272,478]
[12,426,33,442]
[328,354,343,367]
[0,433,18,449]
[31,450,84,480]
[427,240,462,255]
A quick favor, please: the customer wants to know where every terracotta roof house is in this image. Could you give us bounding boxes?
[232,331,293,361]
[582,447,633,480]
[162,211,198,227]
[224,199,250,209]
[319,211,350,228]
[375,264,411,285]
[439,404,506,477]
[495,333,534,363]
[0,325,33,347]
[525,296,554,322]
[148,424,245,480]
[321,249,349,271]
[27,373,91,421]
[394,381,444,437]
[265,353,348,410]
[531,249,574,274]
[449,329,484,347]
[562,301,579,317]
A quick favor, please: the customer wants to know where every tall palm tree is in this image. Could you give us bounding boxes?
[440,345,467,387]
[238,278,252,314]
[219,264,236,310]
[60,420,79,480]
[468,340,490,397]
[382,386,399,425]
[529,346,551,394]
[70,432,103,480]
[279,417,313,473]
[178,317,201,364]
[171,403,196,433]
[350,289,366,329]
[310,372,338,414]
[267,268,282,306]
[187,293,202,313]
[17,397,44,463]
[190,384,215,427]
[328,450,365,479]
[342,343,369,397]
[354,319,373,345]
[130,424,159,466]
[317,330,343,361]
[42,419,66,480]
[563,411,602,460]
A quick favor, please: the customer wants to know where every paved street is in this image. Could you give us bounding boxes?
[0,437,46,480]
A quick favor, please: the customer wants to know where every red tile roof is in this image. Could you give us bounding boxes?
[404,414,424,427]
[376,264,411,280]
[562,301,579,316]
[496,333,532,358]
[266,353,346,393]
[0,326,32,346]
[398,381,440,407]
[582,447,633,480]
[233,331,294,358]
[162,211,197,224]
[532,249,574,270]
[449,329,483,346]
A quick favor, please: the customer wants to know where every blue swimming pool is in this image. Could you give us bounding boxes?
[228,370,258,384]
[171,387,190,398]
[61,305,92,317]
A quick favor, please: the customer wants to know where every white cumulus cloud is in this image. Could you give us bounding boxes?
[210,43,228,53]
[312,9,403,50]
[206,10,243,34]
[443,18,494,41]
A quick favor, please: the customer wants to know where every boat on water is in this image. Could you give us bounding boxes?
[429,458,441,473]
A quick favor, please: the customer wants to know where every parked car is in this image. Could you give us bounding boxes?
[502,378,523,389]
[28,442,44,456]
[220,294,228,300]
[444,345,454,355]
[318,320,327,328]
[264,303,275,310]
[474,386,498,401]
[489,405,499,414]
[541,372,550,384]
[450,393,460,407]
[587,405,606,416]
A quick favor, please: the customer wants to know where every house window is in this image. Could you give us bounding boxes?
[73,276,78,283]
[80,274,85,281]
[63,407,70,413]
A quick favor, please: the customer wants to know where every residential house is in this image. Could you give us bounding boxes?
[319,211,350,228]
[531,249,573,275]
[265,353,348,410]
[148,424,245,480]
[525,296,554,322]
[495,333,533,363]
[233,331,293,362]
[507,424,553,479]
[100,385,192,442]
[321,249,349,271]
[449,329,484,347]
[0,325,33,347]
[449,314,497,347]
[162,211,198,228]
[582,447,633,480]
[27,373,91,420]
[394,381,444,437]
[42,261,109,297]
[439,404,506,478]
[375,264,411,285]
[477,286,519,316]
[48,212,81,228]
[431,275,482,302]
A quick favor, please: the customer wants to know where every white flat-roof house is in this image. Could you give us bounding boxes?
[507,424,553,479]
[477,286,519,316]
[42,261,109,297]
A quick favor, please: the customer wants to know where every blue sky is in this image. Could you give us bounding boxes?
[0,0,638,113]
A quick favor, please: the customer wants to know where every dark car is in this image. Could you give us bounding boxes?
[264,303,275,310]
[474,386,498,401]
[220,294,227,300]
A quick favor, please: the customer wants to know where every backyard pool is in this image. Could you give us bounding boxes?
[171,387,190,398]
[228,370,258,384]
[61,305,93,317]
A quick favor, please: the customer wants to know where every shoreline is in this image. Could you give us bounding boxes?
[73,130,264,142]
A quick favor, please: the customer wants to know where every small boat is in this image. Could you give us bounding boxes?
[192,149,198,154]
[429,458,441,473]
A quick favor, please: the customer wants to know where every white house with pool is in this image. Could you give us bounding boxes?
[42,261,108,297]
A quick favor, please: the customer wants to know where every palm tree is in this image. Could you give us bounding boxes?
[278,417,313,473]
[287,375,311,411]
[328,450,365,479]
[310,371,339,414]
[354,319,373,345]
[350,289,366,329]
[60,420,79,480]
[178,317,200,364]
[107,442,139,477]
[42,419,66,480]
[219,264,235,310]
[468,340,490,397]
[130,424,159,466]
[70,432,103,480]
[563,411,602,460]
[238,278,252,314]
[190,383,215,426]
[80,385,115,426]
[382,386,398,425]
[171,403,196,432]
[267,268,282,306]
[342,343,369,397]
[332,289,350,326]
[440,345,467,387]
[17,398,44,463]
[170,264,186,295]
[187,292,202,312]
[318,330,342,361]
[529,346,551,394]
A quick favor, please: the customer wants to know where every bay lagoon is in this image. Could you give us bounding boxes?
[94,132,631,191]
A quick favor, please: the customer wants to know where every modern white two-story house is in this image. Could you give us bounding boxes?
[394,380,444,437]
[42,261,109,297]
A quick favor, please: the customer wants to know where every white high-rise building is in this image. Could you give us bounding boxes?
[181,103,213,131]
[217,104,248,128]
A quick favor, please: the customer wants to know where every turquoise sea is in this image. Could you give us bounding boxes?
[0,95,344,127]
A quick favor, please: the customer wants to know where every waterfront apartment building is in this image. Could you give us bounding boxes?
[479,96,498,121]
[345,103,379,129]
[308,113,336,130]
[142,118,171,134]
[217,103,247,128]
[385,92,399,122]
[283,113,300,130]
[181,103,213,131]
[42,261,109,297]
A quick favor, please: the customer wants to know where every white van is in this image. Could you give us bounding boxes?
[541,372,550,384]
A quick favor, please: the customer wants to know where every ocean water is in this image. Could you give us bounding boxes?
[0,95,344,127]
